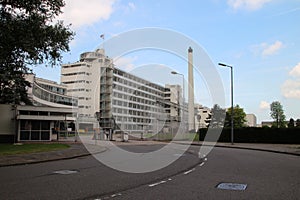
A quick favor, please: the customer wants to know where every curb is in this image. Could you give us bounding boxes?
[0,147,107,168]
[188,142,300,157]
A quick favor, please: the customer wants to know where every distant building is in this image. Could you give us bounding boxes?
[245,114,257,127]
[261,121,273,127]
[261,120,292,128]
[194,104,211,129]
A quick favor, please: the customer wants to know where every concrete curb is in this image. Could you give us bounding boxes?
[0,145,107,168]
[0,153,91,168]
[186,142,300,157]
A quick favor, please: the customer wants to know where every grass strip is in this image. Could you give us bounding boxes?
[0,143,70,156]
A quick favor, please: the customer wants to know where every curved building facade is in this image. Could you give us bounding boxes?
[26,74,78,108]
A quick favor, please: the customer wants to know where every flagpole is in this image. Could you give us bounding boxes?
[100,34,105,54]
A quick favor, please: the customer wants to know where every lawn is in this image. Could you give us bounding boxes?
[0,143,70,156]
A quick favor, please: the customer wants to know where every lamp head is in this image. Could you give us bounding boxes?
[218,63,227,67]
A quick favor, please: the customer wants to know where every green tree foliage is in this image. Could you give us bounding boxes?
[296,119,300,128]
[225,104,247,128]
[288,118,295,128]
[209,104,226,128]
[270,101,286,128]
[0,0,74,104]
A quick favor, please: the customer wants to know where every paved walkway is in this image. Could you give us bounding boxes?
[189,141,300,156]
[0,141,299,167]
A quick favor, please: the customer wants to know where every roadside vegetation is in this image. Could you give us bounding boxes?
[0,143,70,156]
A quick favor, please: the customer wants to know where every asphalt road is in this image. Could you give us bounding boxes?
[0,144,299,200]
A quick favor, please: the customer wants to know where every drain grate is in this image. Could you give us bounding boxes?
[53,170,79,175]
[217,183,247,191]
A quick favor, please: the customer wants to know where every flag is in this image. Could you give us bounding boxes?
[100,34,105,40]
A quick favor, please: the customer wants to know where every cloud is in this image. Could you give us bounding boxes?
[114,56,137,72]
[281,80,300,99]
[128,2,136,11]
[251,40,283,57]
[289,62,300,77]
[259,101,269,110]
[57,0,116,29]
[113,21,125,27]
[281,62,300,99]
[262,41,283,56]
[271,7,300,17]
[119,2,136,14]
[227,0,272,11]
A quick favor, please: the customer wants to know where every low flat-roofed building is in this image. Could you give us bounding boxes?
[0,104,77,142]
[17,105,77,141]
[0,74,78,143]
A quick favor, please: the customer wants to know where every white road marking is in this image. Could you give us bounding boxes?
[204,158,208,161]
[183,168,195,175]
[199,162,205,167]
[52,170,78,175]
[168,178,172,181]
[111,193,122,198]
[149,180,167,187]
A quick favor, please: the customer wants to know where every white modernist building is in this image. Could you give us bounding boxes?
[26,74,78,108]
[61,49,185,134]
[61,49,110,129]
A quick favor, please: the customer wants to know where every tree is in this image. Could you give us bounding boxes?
[270,101,286,128]
[0,0,74,104]
[296,119,300,128]
[288,118,295,128]
[209,104,226,128]
[225,104,246,128]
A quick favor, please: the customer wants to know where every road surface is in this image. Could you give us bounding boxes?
[0,144,299,200]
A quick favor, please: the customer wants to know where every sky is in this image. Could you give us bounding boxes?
[32,0,300,124]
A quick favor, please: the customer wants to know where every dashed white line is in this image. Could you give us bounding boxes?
[183,168,195,175]
[199,162,205,167]
[111,193,122,198]
[149,180,167,187]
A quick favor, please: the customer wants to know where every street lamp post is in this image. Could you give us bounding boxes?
[171,71,185,132]
[218,63,234,145]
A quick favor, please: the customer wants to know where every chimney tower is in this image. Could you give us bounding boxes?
[188,47,195,131]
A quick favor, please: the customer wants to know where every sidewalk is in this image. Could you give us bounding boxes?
[0,143,106,167]
[179,141,300,156]
[0,141,299,167]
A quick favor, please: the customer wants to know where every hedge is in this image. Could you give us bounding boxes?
[198,127,300,144]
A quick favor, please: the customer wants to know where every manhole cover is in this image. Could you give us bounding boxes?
[53,170,79,175]
[217,183,247,191]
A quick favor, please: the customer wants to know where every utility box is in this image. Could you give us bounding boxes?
[123,132,129,142]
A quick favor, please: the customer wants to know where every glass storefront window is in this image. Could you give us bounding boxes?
[20,120,50,141]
